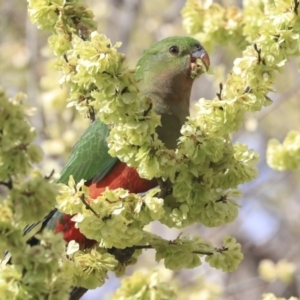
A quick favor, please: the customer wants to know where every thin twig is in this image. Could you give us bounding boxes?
[216,83,223,100]
[134,245,153,250]
[294,0,299,14]
[193,246,228,256]
[143,103,152,117]
[254,44,263,64]
[44,169,55,180]
[192,250,214,256]
[79,194,100,217]
[63,53,69,63]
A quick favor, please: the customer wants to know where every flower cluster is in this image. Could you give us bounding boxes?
[0,88,71,299]
[267,131,300,171]
[259,259,296,284]
[112,270,178,300]
[28,0,96,55]
[182,0,247,51]
[262,294,298,300]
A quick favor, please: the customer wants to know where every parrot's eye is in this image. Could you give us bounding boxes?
[195,44,202,51]
[169,46,179,55]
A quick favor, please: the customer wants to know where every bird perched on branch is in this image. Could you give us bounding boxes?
[25,36,209,252]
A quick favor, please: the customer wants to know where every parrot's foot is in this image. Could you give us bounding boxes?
[107,246,135,263]
[156,178,172,198]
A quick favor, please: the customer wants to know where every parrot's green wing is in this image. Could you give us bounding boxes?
[58,119,118,185]
[21,119,118,244]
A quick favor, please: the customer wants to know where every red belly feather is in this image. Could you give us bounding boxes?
[89,161,156,197]
[55,161,157,247]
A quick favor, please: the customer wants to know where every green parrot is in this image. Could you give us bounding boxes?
[25,35,210,249]
[11,36,209,299]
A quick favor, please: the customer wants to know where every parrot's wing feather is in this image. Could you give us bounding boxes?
[58,119,118,185]
[23,208,58,241]
[1,209,58,265]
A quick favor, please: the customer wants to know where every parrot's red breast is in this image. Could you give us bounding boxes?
[88,161,156,198]
[55,161,157,248]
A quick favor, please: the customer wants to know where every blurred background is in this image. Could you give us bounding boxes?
[1,0,300,299]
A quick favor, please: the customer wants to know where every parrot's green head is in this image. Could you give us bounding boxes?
[135,36,210,149]
[136,36,210,82]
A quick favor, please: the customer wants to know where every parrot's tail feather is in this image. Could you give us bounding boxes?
[0,251,11,266]
[1,208,59,266]
[24,208,58,243]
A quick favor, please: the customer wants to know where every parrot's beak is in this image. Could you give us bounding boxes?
[191,48,210,71]
[189,48,210,79]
